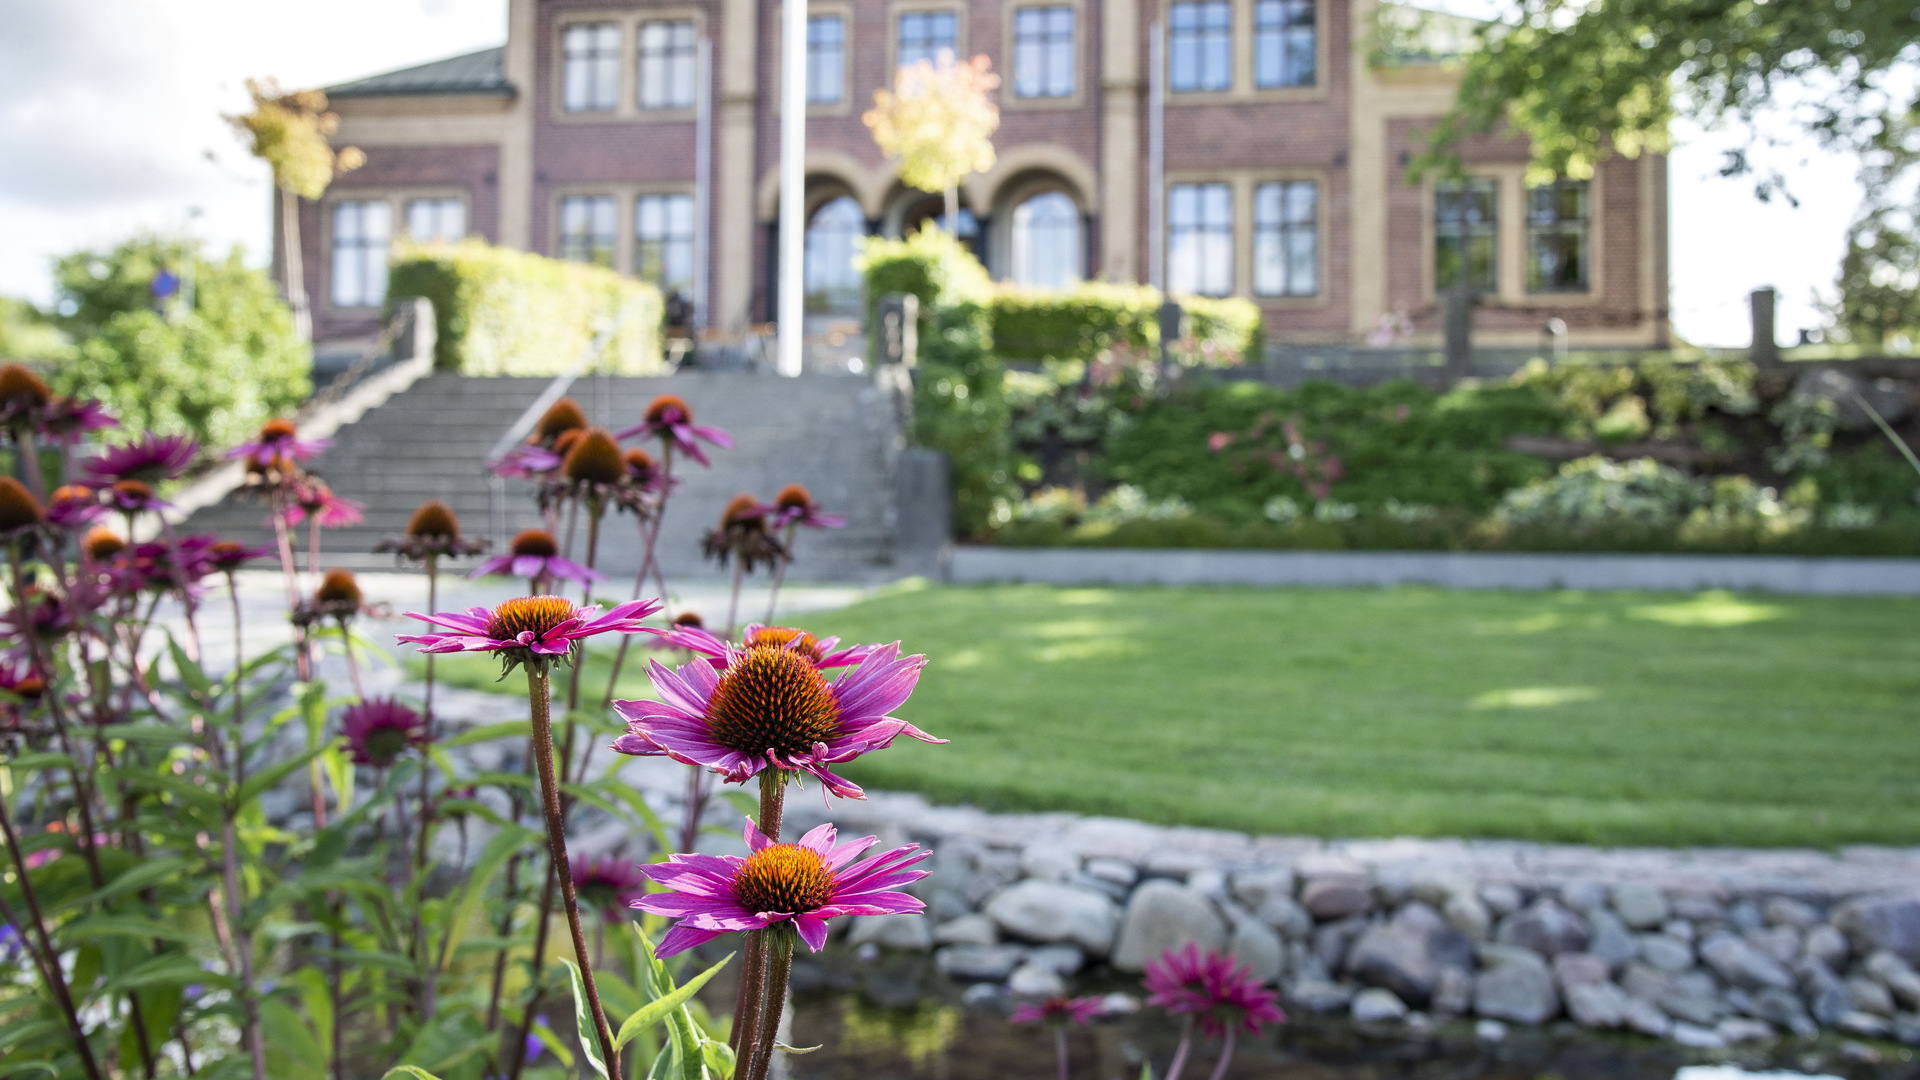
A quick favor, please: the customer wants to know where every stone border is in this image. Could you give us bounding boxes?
[949,547,1920,596]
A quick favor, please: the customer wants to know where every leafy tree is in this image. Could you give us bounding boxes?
[863,55,1000,233]
[51,235,311,448]
[1419,0,1915,189]
[226,79,364,339]
[0,296,69,361]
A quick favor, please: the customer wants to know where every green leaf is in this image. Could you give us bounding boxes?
[237,742,330,808]
[381,1069,448,1080]
[702,1038,738,1079]
[446,719,529,746]
[259,998,327,1080]
[615,952,734,1051]
[435,823,535,975]
[2,752,74,774]
[560,958,611,1079]
[61,913,208,946]
[168,636,214,697]
[55,857,194,914]
[1141,1062,1155,1080]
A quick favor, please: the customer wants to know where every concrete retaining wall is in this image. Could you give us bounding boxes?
[948,547,1920,596]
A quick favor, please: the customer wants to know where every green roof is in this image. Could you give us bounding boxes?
[328,47,512,98]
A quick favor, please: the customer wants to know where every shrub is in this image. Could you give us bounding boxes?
[1492,455,1703,529]
[914,301,1013,537]
[50,236,310,449]
[990,283,1260,365]
[387,239,662,375]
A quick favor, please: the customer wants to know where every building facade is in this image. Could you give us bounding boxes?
[296,0,1668,354]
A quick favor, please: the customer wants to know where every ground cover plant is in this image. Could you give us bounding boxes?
[777,583,1913,848]
[0,366,944,1079]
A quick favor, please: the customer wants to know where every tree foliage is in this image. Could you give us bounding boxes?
[225,79,364,199]
[1421,0,1918,186]
[862,55,1000,196]
[50,235,311,448]
[0,296,69,362]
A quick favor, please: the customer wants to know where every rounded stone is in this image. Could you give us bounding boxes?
[1352,987,1409,1024]
[1610,883,1670,930]
[1301,876,1375,920]
[1112,879,1229,972]
[985,879,1122,957]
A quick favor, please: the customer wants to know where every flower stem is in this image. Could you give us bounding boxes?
[728,770,786,1052]
[1165,1016,1194,1080]
[1056,1025,1070,1080]
[522,660,621,1076]
[415,556,438,1019]
[1204,1026,1236,1080]
[0,789,104,1080]
[764,524,796,624]
[725,560,745,639]
[746,928,795,1080]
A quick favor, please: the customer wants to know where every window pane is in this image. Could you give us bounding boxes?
[899,11,957,69]
[1253,180,1316,296]
[1435,178,1497,292]
[1011,191,1081,288]
[807,16,844,103]
[1013,6,1074,98]
[331,200,391,307]
[639,19,696,109]
[1168,182,1231,296]
[804,196,865,313]
[559,195,616,268]
[1169,1,1231,92]
[564,23,620,111]
[1255,0,1315,87]
[1525,180,1589,292]
[406,198,466,243]
[636,193,695,293]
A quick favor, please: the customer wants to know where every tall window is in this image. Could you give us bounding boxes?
[898,11,957,69]
[807,15,845,104]
[639,20,697,109]
[562,23,620,112]
[1435,178,1498,292]
[804,196,866,313]
[1255,0,1315,88]
[636,193,695,294]
[1168,183,1232,297]
[1010,192,1082,288]
[405,198,466,243]
[1254,181,1317,297]
[1169,1,1231,92]
[1526,181,1590,293]
[558,195,617,268]
[1013,7,1075,99]
[330,200,391,308]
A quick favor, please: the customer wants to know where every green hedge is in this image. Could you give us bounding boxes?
[990,284,1261,365]
[387,239,663,375]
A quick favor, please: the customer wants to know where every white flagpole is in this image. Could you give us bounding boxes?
[776,0,808,376]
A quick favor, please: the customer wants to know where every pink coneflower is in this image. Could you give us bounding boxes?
[769,484,845,530]
[1145,944,1285,1038]
[632,818,929,956]
[44,484,103,530]
[0,364,51,428]
[616,394,733,467]
[286,480,365,528]
[108,535,221,598]
[39,396,117,444]
[701,493,784,573]
[99,479,171,516]
[571,855,650,922]
[226,417,329,467]
[1011,997,1105,1025]
[469,528,603,589]
[341,697,428,767]
[665,623,871,671]
[207,540,272,572]
[609,639,939,799]
[491,442,562,479]
[398,595,661,668]
[83,433,198,484]
[0,477,46,540]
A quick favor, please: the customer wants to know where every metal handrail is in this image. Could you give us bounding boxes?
[485,296,657,545]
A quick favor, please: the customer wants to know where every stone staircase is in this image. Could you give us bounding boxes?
[181,372,911,582]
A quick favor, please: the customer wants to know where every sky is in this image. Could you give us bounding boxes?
[0,0,1866,346]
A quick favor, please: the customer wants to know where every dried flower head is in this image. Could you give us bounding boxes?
[535,398,589,443]
[0,364,52,418]
[701,494,784,572]
[0,477,46,535]
[315,568,362,607]
[376,498,488,563]
[207,540,269,571]
[407,499,460,540]
[616,393,733,466]
[83,526,126,561]
[563,427,625,485]
[769,484,845,530]
[468,528,601,588]
[672,611,704,628]
[625,448,658,485]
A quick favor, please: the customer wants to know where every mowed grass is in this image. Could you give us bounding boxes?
[422,584,1920,847]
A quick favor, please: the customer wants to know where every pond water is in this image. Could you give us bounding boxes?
[763,950,1920,1080]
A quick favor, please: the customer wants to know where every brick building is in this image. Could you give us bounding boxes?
[296,0,1668,356]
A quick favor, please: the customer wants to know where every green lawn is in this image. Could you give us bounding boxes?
[422,584,1920,847]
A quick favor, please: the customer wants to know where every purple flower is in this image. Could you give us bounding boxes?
[468,529,602,588]
[664,623,871,671]
[1010,997,1105,1026]
[40,397,118,445]
[225,417,329,467]
[615,394,733,467]
[490,442,562,479]
[398,595,662,662]
[341,697,428,767]
[632,818,929,956]
[769,483,846,530]
[1143,944,1286,1039]
[83,433,198,484]
[610,639,940,800]
[571,855,650,922]
[287,480,365,528]
[98,480,172,516]
[44,485,103,530]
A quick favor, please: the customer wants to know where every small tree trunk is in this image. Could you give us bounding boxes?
[944,184,958,237]
[281,188,311,341]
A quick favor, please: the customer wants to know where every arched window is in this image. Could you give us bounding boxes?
[1010,191,1081,288]
[804,195,865,313]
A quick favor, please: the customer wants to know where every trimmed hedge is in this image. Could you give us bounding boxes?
[387,239,663,375]
[991,283,1261,365]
